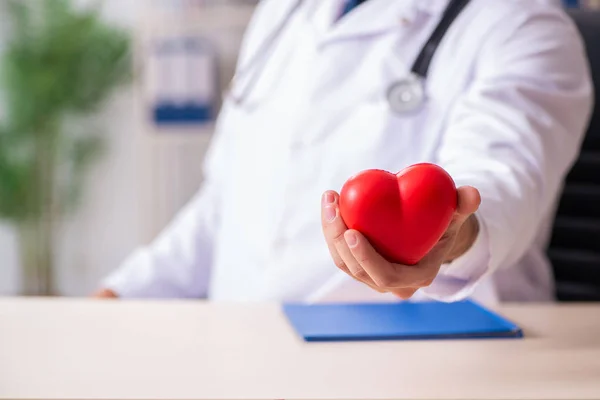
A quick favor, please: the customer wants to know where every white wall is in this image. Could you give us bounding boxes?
[55,87,145,296]
[0,224,19,295]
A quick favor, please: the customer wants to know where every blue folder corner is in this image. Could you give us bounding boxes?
[283,300,523,342]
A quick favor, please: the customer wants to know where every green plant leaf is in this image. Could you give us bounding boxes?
[58,134,106,213]
[0,0,132,222]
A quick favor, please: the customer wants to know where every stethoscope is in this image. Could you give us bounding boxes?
[228,0,471,114]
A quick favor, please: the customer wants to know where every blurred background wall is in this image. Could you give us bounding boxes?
[0,0,255,296]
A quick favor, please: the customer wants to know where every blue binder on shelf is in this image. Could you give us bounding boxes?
[283,300,523,342]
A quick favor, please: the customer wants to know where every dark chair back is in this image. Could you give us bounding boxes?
[549,11,600,301]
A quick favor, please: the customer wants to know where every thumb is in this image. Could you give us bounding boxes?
[456,186,481,219]
[443,186,480,237]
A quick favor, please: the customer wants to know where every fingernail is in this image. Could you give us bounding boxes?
[345,231,358,248]
[322,192,335,205]
[324,206,336,222]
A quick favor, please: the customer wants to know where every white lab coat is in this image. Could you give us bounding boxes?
[104,0,593,306]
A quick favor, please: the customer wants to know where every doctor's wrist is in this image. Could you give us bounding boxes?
[93,288,119,299]
[445,214,480,263]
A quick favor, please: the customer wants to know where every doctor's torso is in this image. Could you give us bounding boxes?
[205,0,557,304]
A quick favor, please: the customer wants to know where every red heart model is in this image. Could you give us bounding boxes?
[339,163,457,265]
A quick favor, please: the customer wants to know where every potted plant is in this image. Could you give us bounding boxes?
[0,0,132,295]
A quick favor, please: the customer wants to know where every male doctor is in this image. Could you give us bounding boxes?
[97,0,593,305]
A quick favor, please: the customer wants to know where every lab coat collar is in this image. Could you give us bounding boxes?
[304,0,451,45]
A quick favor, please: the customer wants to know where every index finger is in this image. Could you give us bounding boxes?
[346,230,440,289]
[320,191,348,272]
[321,192,383,291]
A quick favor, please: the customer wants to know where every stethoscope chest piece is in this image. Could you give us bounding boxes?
[386,73,425,115]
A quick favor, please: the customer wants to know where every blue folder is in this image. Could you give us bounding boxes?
[283,300,523,342]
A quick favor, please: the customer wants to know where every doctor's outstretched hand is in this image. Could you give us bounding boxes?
[321,186,481,299]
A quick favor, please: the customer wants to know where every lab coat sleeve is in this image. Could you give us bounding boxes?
[101,1,280,298]
[101,122,229,298]
[421,7,594,301]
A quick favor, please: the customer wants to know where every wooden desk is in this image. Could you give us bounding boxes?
[1,298,599,400]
